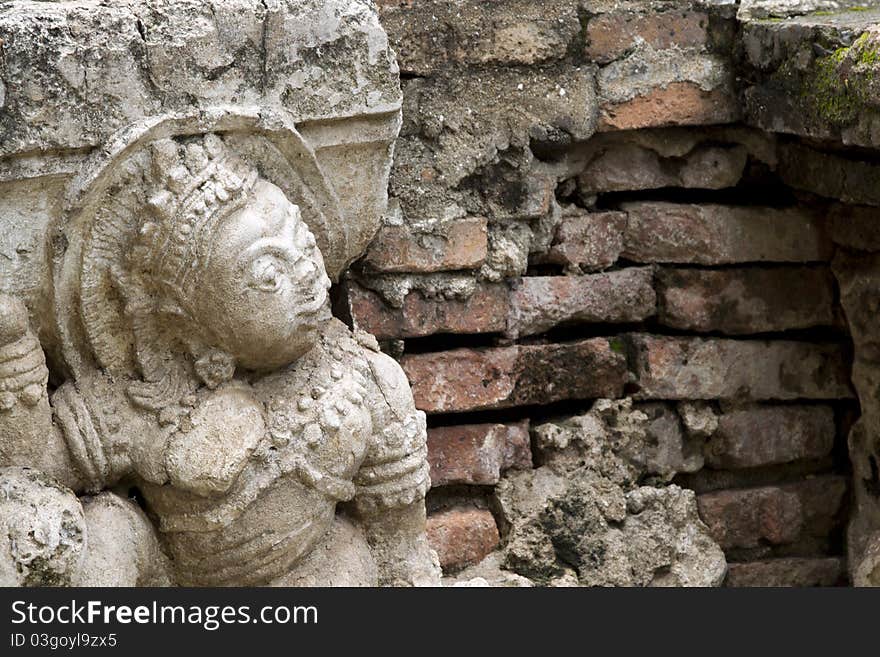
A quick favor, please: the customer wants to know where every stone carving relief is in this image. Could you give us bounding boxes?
[1,116,438,587]
[0,1,438,586]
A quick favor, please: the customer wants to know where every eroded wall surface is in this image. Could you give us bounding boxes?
[337,0,880,586]
[2,0,880,587]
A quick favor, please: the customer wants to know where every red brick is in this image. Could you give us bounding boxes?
[622,202,832,264]
[536,211,627,272]
[599,82,739,131]
[507,268,656,338]
[578,145,747,194]
[777,140,880,206]
[706,405,836,469]
[629,334,853,401]
[401,339,628,413]
[725,558,845,587]
[428,421,532,487]
[360,217,487,273]
[657,267,836,334]
[697,477,847,550]
[344,282,508,340]
[585,10,711,64]
[426,507,500,572]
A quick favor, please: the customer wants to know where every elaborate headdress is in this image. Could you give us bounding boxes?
[57,110,393,388]
[132,134,259,305]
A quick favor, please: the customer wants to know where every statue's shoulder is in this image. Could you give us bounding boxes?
[309,318,400,398]
[324,320,415,418]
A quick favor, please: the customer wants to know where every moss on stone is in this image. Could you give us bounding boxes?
[787,32,879,127]
[853,32,880,66]
[808,47,862,125]
[811,5,871,15]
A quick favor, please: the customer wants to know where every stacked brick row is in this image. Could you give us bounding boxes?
[360,0,859,586]
[343,194,853,586]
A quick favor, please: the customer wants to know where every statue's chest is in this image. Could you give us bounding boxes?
[253,342,375,492]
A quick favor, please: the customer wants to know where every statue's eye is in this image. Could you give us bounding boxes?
[249,256,285,293]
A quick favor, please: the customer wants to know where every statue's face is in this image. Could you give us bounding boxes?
[192,179,332,370]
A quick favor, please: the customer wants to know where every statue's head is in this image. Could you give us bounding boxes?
[128,135,331,375]
[58,111,395,417]
[186,178,331,370]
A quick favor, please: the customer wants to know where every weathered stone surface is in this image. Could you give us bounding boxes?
[779,143,880,207]
[830,204,880,251]
[0,0,442,589]
[725,557,845,587]
[377,0,582,75]
[480,222,534,283]
[739,0,874,20]
[678,401,719,439]
[5,0,875,591]
[833,250,880,584]
[638,402,705,479]
[0,467,84,586]
[585,8,712,64]
[579,144,747,193]
[741,10,880,149]
[444,551,533,587]
[343,281,508,340]
[496,400,726,587]
[657,267,836,334]
[853,532,880,586]
[506,268,657,339]
[705,405,837,469]
[573,124,778,168]
[392,65,597,223]
[427,422,532,487]
[597,48,739,130]
[348,272,479,310]
[426,507,500,572]
[74,491,172,587]
[401,340,628,414]
[535,211,627,272]
[0,467,170,586]
[530,400,655,482]
[360,217,488,273]
[622,202,832,264]
[697,477,847,549]
[629,334,853,401]
[0,0,402,157]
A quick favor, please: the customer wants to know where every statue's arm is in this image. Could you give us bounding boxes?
[351,348,441,587]
[0,295,88,491]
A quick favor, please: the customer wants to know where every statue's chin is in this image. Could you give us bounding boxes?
[235,321,327,372]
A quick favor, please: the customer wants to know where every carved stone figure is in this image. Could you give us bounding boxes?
[0,0,438,586]
[0,127,438,586]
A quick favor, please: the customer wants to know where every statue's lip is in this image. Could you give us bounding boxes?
[297,286,329,317]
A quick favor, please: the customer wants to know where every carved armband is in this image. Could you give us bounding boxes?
[0,327,48,412]
[53,383,114,493]
[354,411,430,513]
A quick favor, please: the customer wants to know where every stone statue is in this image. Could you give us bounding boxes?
[0,129,438,586]
[0,0,436,587]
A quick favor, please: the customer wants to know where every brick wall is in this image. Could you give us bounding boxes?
[338,0,880,586]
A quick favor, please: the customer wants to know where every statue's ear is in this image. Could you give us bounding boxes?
[109,263,191,320]
[108,263,133,303]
